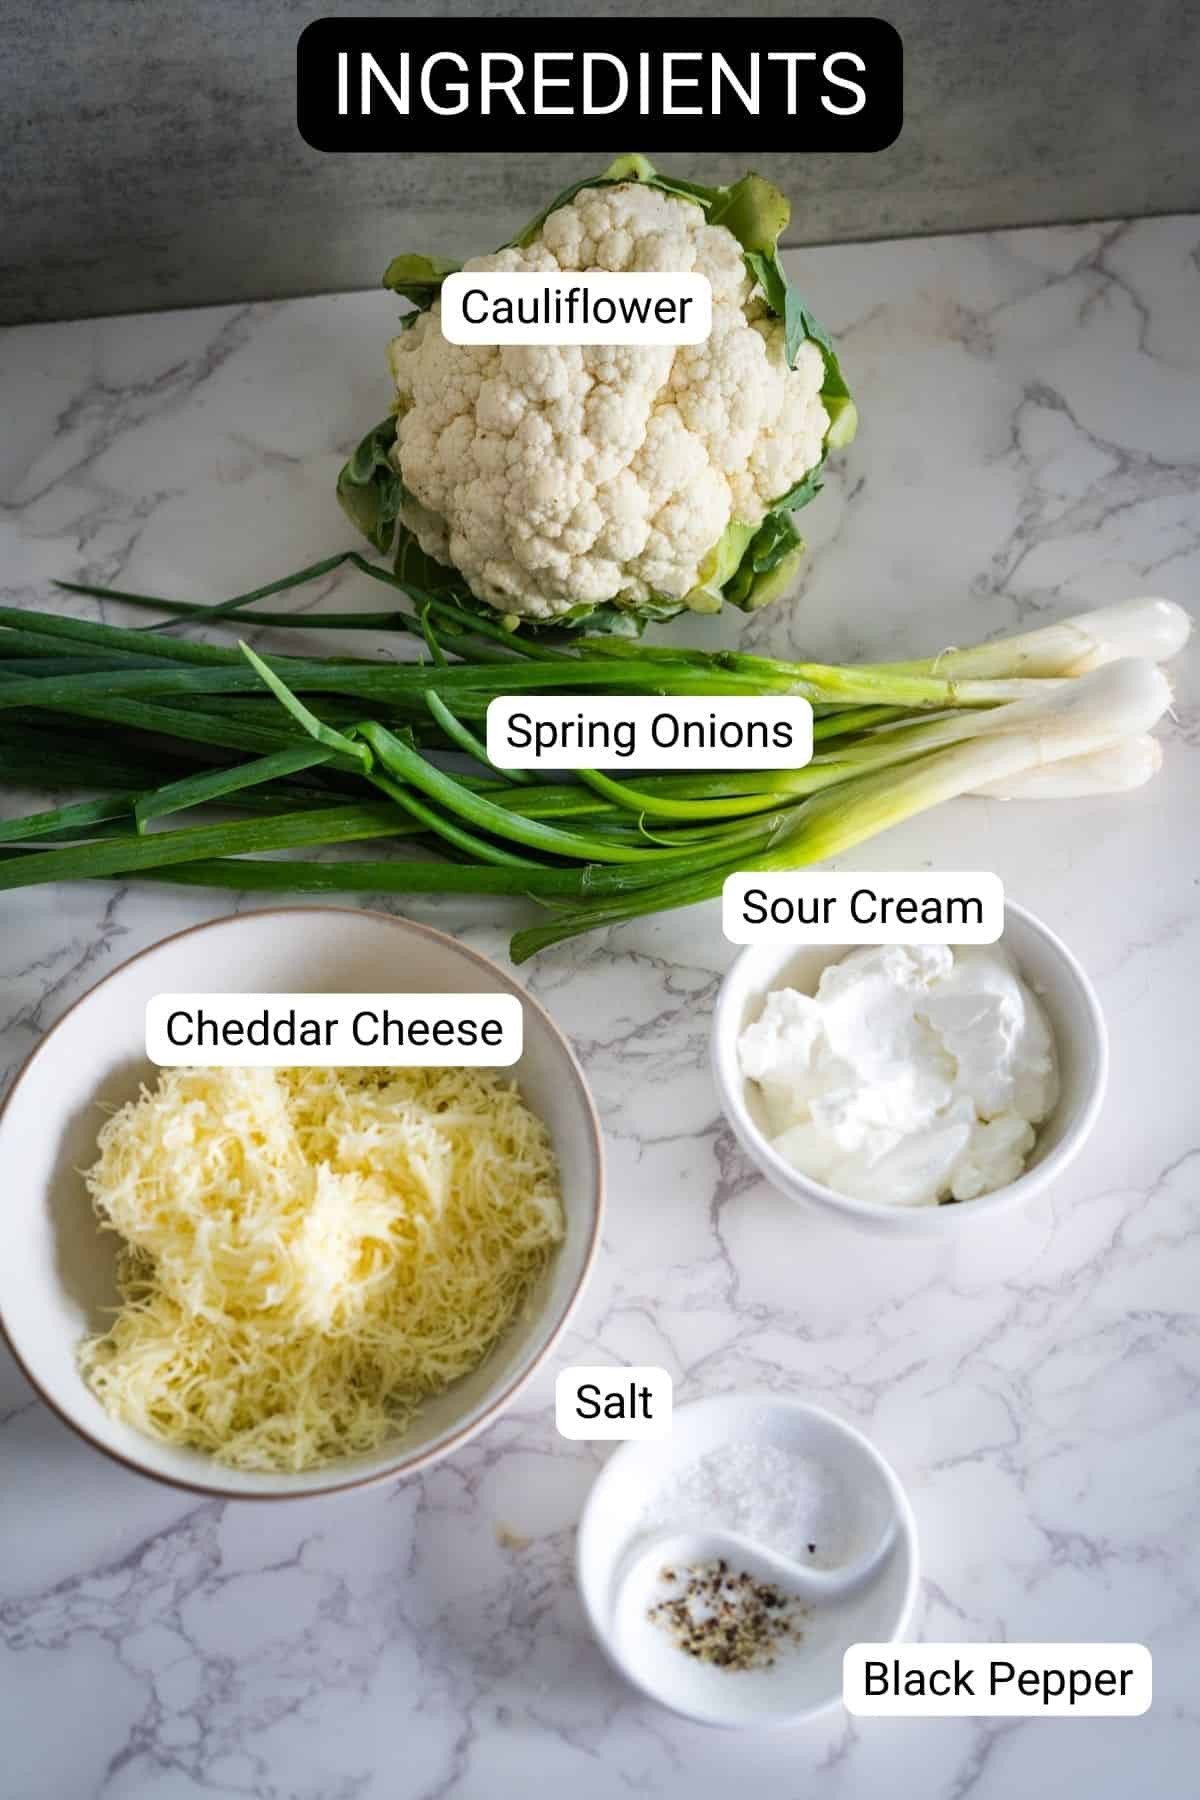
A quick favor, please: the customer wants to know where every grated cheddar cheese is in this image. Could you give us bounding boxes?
[78,1065,564,1472]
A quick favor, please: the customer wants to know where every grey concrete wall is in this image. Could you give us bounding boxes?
[1,0,1196,324]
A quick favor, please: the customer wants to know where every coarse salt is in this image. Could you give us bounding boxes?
[636,1438,850,1568]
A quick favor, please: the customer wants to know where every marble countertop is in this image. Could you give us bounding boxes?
[1,215,1197,1800]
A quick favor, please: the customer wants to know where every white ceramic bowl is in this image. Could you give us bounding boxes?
[0,908,603,1498]
[711,901,1108,1236]
[576,1394,918,1727]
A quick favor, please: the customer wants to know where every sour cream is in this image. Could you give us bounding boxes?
[737,944,1059,1207]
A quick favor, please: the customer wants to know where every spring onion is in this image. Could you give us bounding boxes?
[0,569,1184,954]
[972,734,1163,799]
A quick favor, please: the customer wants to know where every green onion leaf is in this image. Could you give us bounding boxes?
[133,745,338,833]
[238,642,374,768]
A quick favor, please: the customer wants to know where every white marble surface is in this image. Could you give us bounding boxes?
[1,215,1197,1799]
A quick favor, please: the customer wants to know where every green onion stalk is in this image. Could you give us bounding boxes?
[510,659,1172,957]
[0,565,1184,956]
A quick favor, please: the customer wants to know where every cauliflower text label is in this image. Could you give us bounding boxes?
[441,273,712,346]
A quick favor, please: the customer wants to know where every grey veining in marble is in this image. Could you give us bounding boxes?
[2,0,1199,324]
[0,213,1198,1797]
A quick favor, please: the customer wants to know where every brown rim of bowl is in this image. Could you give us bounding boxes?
[0,905,605,1501]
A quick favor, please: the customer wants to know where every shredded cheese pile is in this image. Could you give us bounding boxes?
[78,1066,564,1472]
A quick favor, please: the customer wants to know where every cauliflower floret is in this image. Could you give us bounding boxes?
[387,182,829,621]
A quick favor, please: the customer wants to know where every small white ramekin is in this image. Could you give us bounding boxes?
[576,1393,919,1728]
[711,901,1108,1237]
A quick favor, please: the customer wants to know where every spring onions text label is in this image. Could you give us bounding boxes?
[723,871,1005,944]
[486,696,813,770]
[146,994,523,1067]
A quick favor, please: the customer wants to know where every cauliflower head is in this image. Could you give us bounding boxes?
[389,182,829,622]
[340,158,855,631]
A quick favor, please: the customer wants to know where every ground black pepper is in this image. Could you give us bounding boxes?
[646,1558,806,1671]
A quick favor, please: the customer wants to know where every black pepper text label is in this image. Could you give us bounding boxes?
[297,19,903,153]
